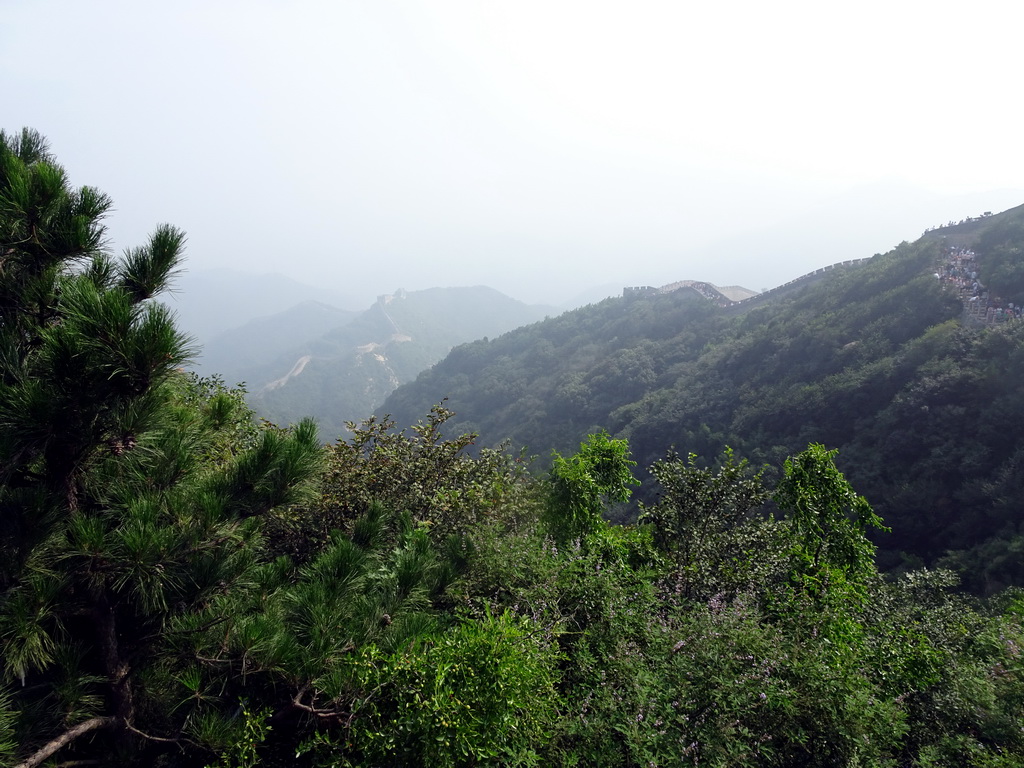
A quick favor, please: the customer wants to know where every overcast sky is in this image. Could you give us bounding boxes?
[5,0,1024,307]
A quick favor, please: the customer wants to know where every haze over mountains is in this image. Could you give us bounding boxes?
[168,182,1024,318]
[166,184,1024,420]
[178,283,557,441]
[167,268,359,342]
[9,125,1024,766]
[683,182,1024,292]
[162,195,1024,593]
[377,203,1024,592]
[170,190,1024,456]
[8,2,1024,757]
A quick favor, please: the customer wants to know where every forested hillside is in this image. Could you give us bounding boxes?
[383,205,1024,591]
[5,129,1024,768]
[242,287,552,441]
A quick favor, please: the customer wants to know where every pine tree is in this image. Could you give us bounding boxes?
[0,129,322,767]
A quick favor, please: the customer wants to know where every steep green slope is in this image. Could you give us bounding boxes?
[382,206,1024,590]
[385,285,725,450]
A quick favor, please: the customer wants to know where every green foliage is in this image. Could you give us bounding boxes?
[0,129,322,767]
[0,687,16,765]
[9,127,1024,768]
[384,289,721,458]
[206,703,273,768]
[545,430,639,542]
[173,420,542,765]
[380,222,1024,589]
[456,509,658,767]
[976,203,1024,304]
[277,402,535,563]
[774,443,889,596]
[639,448,775,599]
[324,611,559,768]
[642,594,908,768]
[173,500,454,752]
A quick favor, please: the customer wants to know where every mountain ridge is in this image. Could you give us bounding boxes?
[245,285,556,440]
[380,203,1024,590]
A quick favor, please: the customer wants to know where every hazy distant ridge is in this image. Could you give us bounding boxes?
[239,286,555,439]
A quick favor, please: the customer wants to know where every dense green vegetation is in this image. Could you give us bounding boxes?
[383,210,1024,592]
[5,130,1024,767]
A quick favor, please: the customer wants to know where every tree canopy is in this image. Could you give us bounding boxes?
[0,128,322,766]
[381,216,1024,591]
[3,129,1024,767]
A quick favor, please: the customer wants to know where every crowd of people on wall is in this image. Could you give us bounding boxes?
[937,246,1021,325]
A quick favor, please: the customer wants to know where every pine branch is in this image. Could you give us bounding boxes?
[137,615,227,646]
[14,716,118,768]
[123,722,184,744]
[12,717,191,768]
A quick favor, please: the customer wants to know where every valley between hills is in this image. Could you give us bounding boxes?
[8,128,1024,765]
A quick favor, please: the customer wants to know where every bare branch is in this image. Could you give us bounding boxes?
[15,716,118,768]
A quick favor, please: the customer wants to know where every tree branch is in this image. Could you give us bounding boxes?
[123,721,184,744]
[271,683,343,724]
[15,716,118,768]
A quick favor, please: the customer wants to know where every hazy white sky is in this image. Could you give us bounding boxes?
[5,0,1024,306]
